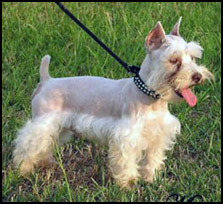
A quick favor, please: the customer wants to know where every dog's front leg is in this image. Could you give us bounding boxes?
[140,140,166,183]
[108,140,140,188]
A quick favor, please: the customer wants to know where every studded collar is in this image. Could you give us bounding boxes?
[133,74,160,99]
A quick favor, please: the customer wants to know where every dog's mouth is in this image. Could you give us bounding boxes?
[174,90,183,98]
[174,86,197,107]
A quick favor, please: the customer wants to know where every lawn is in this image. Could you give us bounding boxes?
[2,2,221,202]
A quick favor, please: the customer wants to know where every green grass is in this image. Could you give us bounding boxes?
[2,2,221,202]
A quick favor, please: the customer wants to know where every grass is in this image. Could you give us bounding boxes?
[2,2,221,202]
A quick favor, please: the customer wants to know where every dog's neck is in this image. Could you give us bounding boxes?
[139,54,151,83]
[132,54,169,110]
[136,54,161,98]
[132,84,169,112]
[131,78,168,112]
[134,74,160,99]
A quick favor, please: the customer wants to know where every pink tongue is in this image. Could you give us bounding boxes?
[181,88,197,107]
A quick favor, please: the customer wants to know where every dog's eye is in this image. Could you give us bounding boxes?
[169,58,179,64]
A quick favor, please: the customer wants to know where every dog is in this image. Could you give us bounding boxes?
[13,17,214,188]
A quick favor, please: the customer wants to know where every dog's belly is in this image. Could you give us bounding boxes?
[68,113,119,144]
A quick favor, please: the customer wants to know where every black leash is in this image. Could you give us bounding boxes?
[54,2,140,74]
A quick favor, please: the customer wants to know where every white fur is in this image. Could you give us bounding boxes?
[13,19,213,188]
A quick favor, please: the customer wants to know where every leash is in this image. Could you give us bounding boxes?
[54,2,160,99]
[54,2,140,74]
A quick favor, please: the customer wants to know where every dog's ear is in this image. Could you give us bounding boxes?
[145,21,166,51]
[170,17,182,36]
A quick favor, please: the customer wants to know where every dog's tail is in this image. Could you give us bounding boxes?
[40,55,51,82]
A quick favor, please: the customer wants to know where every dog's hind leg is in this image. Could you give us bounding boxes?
[13,113,62,175]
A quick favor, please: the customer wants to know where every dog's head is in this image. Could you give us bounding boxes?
[142,17,214,106]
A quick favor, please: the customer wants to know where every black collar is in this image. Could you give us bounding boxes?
[134,74,160,99]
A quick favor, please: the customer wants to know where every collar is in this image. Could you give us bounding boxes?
[133,74,160,99]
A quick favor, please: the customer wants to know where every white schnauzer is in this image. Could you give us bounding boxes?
[13,17,213,188]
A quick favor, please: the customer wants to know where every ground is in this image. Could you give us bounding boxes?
[2,2,221,202]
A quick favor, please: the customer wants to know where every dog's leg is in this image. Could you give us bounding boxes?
[59,129,74,144]
[140,143,166,183]
[108,141,140,188]
[13,113,62,175]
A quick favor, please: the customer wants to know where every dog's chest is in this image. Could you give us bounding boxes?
[140,109,181,140]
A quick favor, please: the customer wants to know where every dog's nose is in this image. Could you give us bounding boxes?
[192,73,202,83]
